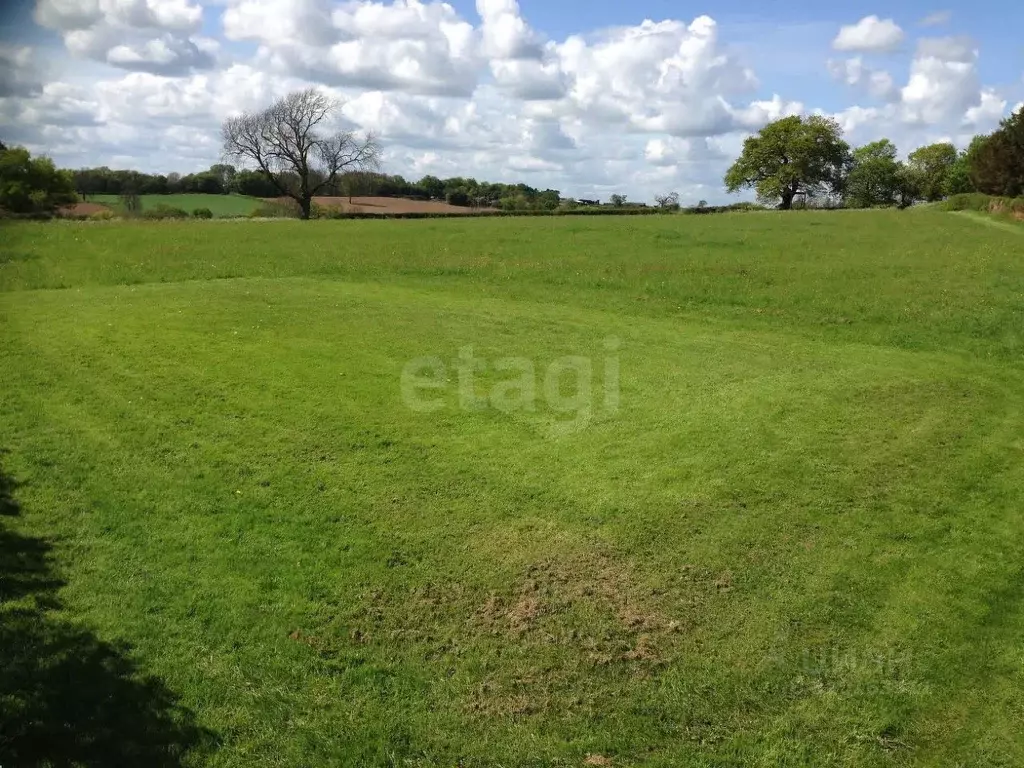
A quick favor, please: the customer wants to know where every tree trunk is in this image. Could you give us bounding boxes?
[779,190,794,210]
[299,196,312,220]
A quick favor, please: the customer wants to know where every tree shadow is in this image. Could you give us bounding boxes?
[0,458,218,766]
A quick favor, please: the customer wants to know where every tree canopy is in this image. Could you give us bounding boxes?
[906,142,958,202]
[969,108,1024,198]
[724,115,851,209]
[845,139,903,209]
[0,145,77,214]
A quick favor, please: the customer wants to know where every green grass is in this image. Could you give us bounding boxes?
[88,193,263,217]
[2,210,1024,766]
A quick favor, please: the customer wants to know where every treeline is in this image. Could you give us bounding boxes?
[962,108,1024,198]
[842,107,1022,209]
[727,106,1024,210]
[71,164,571,210]
[73,164,269,197]
[0,141,76,214]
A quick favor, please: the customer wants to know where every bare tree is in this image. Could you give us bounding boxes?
[222,89,381,220]
[654,191,680,209]
[120,184,142,215]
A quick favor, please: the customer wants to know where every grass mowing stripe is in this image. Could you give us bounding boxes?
[2,213,1024,765]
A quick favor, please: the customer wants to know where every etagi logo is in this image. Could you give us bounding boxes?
[400,338,621,435]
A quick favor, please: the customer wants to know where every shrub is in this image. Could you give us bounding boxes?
[139,204,189,220]
[938,193,1024,221]
[192,207,213,219]
[446,190,471,207]
[88,210,115,221]
[987,197,1024,215]
[681,201,766,215]
[309,202,347,219]
[939,193,996,212]
[249,200,301,218]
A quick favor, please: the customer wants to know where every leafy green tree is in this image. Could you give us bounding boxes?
[446,189,470,206]
[907,142,957,201]
[845,139,904,208]
[969,108,1024,197]
[536,189,561,210]
[609,193,627,207]
[233,169,279,197]
[724,115,851,209]
[209,164,236,193]
[0,145,77,213]
[418,175,445,200]
[894,164,922,209]
[944,149,975,196]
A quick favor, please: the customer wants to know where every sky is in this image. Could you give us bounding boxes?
[0,0,1022,203]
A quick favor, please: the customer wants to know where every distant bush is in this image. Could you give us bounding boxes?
[249,200,301,218]
[446,190,471,207]
[681,202,766,215]
[141,204,189,220]
[989,197,1024,217]
[939,194,1024,218]
[281,207,745,221]
[309,202,348,219]
[192,207,213,219]
[939,193,997,212]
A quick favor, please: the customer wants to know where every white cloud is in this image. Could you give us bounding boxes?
[548,16,759,136]
[964,89,1007,129]
[901,37,980,124]
[916,35,975,63]
[919,10,952,27]
[224,0,478,96]
[828,57,898,101]
[477,0,544,60]
[0,45,44,98]
[34,0,214,75]
[729,95,804,129]
[832,16,904,53]
[10,1,1017,202]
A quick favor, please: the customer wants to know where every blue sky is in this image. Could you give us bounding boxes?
[1,0,1021,202]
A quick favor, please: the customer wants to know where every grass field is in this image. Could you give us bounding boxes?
[88,193,263,217]
[2,210,1023,766]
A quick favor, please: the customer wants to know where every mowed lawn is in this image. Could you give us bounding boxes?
[88,193,263,217]
[1,211,1023,766]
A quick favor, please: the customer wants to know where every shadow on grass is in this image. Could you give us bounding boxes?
[0,459,218,766]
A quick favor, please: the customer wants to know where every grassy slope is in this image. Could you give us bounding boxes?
[1,211,1024,766]
[953,209,1024,234]
[89,193,262,217]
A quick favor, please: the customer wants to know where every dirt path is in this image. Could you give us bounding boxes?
[953,211,1024,234]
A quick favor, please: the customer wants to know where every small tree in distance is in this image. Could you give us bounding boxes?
[120,188,142,215]
[222,89,381,220]
[654,191,680,210]
[609,193,627,207]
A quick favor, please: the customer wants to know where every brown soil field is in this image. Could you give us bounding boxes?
[267,196,494,215]
[60,202,112,216]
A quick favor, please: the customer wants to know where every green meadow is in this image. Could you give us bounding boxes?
[88,193,263,217]
[1,210,1023,766]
